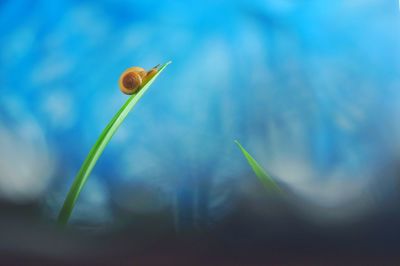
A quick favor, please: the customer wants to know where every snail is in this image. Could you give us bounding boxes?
[119,65,159,95]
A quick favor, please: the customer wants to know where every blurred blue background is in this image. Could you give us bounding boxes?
[0,0,399,228]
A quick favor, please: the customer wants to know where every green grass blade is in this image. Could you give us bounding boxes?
[57,61,172,226]
[234,140,282,193]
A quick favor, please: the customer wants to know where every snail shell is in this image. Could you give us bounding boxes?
[119,66,159,95]
[127,66,146,78]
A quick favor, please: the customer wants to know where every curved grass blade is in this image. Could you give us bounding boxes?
[234,140,282,193]
[57,61,172,226]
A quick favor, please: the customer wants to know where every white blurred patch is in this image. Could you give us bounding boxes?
[70,175,113,224]
[41,90,76,129]
[244,129,374,221]
[30,55,73,85]
[268,156,373,222]
[272,157,368,206]
[0,116,54,203]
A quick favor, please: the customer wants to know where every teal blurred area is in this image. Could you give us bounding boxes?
[0,0,399,230]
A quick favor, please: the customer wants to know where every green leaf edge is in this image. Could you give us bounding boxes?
[57,61,172,226]
[234,140,283,193]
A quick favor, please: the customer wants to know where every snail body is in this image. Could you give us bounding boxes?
[119,66,158,95]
